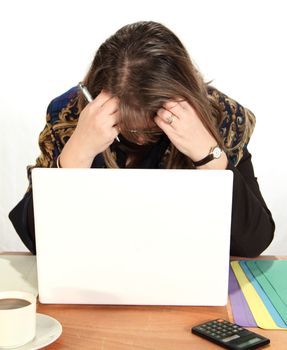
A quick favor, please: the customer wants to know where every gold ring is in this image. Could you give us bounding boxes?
[166,114,175,125]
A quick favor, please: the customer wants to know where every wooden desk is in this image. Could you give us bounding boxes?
[38,302,286,350]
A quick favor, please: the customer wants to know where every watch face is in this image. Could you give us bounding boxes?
[213,146,222,159]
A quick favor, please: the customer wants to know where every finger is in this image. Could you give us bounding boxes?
[104,126,120,147]
[104,110,120,128]
[177,99,193,111]
[89,94,119,118]
[157,108,178,125]
[101,96,119,115]
[115,124,121,134]
[92,90,114,108]
[164,96,187,108]
[163,100,187,119]
[154,115,174,135]
[111,125,120,141]
[163,100,180,110]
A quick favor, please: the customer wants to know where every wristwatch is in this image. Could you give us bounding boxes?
[193,145,222,167]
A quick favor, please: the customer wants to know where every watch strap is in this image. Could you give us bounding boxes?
[193,153,215,167]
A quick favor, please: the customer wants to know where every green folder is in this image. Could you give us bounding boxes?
[246,260,287,323]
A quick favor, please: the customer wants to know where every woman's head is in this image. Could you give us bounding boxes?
[80,21,223,167]
[82,21,218,144]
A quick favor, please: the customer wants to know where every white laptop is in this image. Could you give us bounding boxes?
[32,168,233,306]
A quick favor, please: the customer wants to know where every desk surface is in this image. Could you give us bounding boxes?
[38,256,286,350]
[38,303,285,350]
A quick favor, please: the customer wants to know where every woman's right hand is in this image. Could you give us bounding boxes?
[59,91,120,168]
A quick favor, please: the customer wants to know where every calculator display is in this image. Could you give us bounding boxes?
[237,337,262,348]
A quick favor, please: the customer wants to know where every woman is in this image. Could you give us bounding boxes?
[9,21,274,256]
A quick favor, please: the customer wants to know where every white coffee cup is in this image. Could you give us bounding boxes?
[0,291,36,348]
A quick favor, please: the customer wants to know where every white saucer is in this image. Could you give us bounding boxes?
[0,313,62,350]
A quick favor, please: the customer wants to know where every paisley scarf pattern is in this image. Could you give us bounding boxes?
[208,86,255,165]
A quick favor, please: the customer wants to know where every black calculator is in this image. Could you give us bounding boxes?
[191,319,270,349]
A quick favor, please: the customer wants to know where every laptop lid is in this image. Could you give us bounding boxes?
[32,168,233,306]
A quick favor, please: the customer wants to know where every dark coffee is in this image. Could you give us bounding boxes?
[0,298,31,310]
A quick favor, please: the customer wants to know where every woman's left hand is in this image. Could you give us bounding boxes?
[154,99,228,168]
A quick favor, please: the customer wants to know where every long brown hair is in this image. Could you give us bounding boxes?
[78,21,224,168]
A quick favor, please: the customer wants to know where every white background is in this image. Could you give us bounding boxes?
[0,0,286,254]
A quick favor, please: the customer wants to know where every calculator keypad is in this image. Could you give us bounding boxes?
[194,319,248,341]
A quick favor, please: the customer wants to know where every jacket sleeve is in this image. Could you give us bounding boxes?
[9,87,79,254]
[9,103,61,254]
[208,87,275,256]
[228,148,275,257]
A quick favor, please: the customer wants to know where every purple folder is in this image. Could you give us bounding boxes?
[229,268,257,327]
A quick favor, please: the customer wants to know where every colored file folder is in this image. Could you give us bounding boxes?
[246,260,287,325]
[229,260,287,330]
[229,267,257,327]
[240,261,287,329]
[230,261,281,329]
